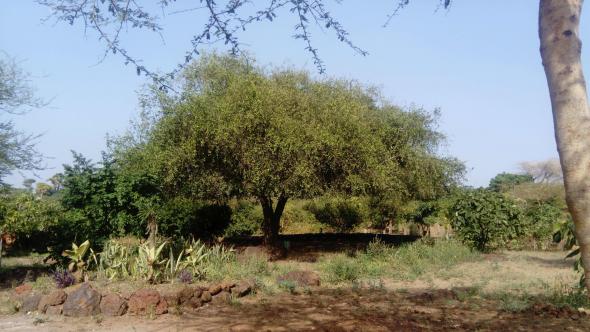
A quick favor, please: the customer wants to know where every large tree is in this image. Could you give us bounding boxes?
[37,0,590,290]
[131,54,462,245]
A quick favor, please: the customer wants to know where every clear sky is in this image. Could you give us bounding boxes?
[1,1,588,188]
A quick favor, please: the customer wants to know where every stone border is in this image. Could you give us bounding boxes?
[16,280,255,317]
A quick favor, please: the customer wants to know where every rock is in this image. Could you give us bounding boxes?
[45,305,63,315]
[119,290,133,300]
[193,288,203,300]
[277,270,320,287]
[208,284,222,296]
[221,281,236,292]
[128,289,167,315]
[15,284,32,296]
[20,294,42,313]
[38,290,67,313]
[186,296,202,309]
[211,291,232,305]
[200,291,212,303]
[160,288,181,306]
[100,293,128,316]
[62,283,101,317]
[179,287,195,304]
[231,280,255,298]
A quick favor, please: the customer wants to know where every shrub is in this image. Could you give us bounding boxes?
[364,238,394,260]
[224,201,262,238]
[321,255,363,283]
[305,196,370,232]
[279,200,324,234]
[524,201,564,247]
[450,189,526,252]
[391,238,477,279]
[158,198,232,238]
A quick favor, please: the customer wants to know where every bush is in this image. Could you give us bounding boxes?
[321,255,363,283]
[450,189,526,252]
[524,201,564,247]
[305,196,370,232]
[158,198,232,239]
[280,200,324,234]
[224,201,262,238]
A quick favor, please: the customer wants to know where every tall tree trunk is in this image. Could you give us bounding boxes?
[539,0,590,291]
[260,195,288,247]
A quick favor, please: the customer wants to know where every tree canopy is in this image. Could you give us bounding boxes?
[488,172,534,193]
[124,54,463,244]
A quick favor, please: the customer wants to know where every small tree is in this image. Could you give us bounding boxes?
[450,189,526,252]
[138,55,463,246]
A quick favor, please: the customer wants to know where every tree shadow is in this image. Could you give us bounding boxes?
[0,263,52,289]
[225,233,420,261]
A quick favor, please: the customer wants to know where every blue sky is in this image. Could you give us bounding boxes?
[1,1,588,188]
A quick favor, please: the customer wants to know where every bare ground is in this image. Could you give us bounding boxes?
[0,250,586,332]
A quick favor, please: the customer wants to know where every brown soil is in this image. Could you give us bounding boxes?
[1,287,588,331]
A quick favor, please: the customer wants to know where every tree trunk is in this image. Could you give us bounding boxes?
[539,0,590,291]
[260,195,288,247]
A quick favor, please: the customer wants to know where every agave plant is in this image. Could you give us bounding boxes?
[62,240,91,282]
[182,238,209,279]
[137,240,168,283]
[99,239,138,280]
[165,247,185,281]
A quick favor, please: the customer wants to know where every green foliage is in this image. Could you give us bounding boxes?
[450,189,526,252]
[304,196,370,232]
[322,255,363,283]
[137,240,168,283]
[95,236,239,283]
[181,238,210,279]
[60,152,160,244]
[0,192,60,235]
[224,201,262,238]
[524,201,563,246]
[489,172,534,192]
[320,239,478,283]
[135,54,463,240]
[98,237,141,280]
[157,197,232,238]
[62,240,91,272]
[0,192,62,251]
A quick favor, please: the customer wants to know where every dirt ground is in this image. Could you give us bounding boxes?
[0,287,588,331]
[0,250,588,331]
